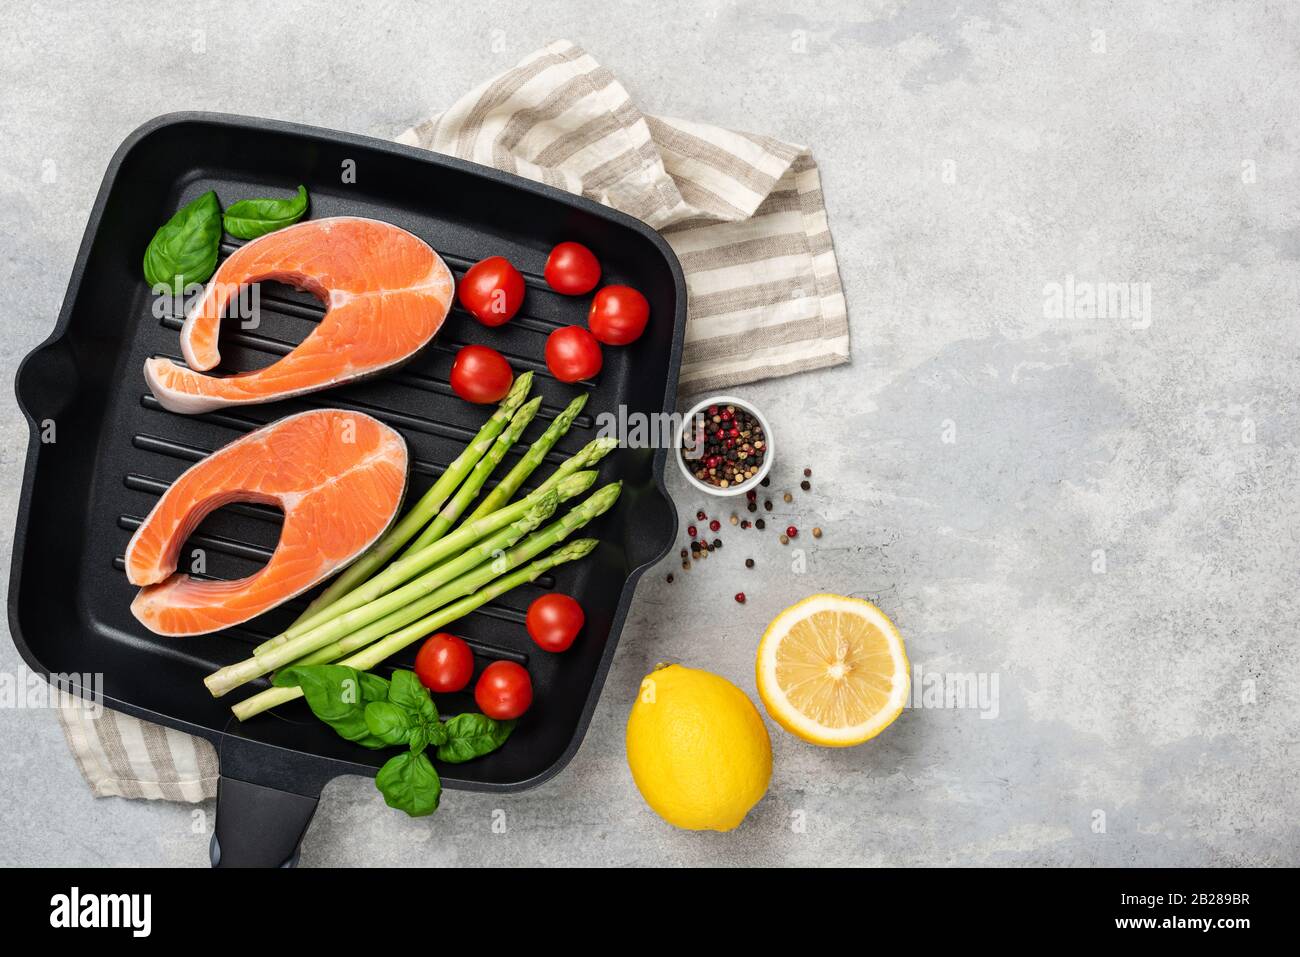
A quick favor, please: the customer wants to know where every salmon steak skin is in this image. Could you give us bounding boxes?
[125,409,408,637]
[144,217,454,414]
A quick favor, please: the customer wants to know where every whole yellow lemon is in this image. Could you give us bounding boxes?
[625,664,771,831]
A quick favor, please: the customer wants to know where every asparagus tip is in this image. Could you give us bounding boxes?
[555,538,600,561]
[524,488,561,526]
[507,370,534,399]
[553,394,588,431]
[586,481,623,516]
[556,469,599,499]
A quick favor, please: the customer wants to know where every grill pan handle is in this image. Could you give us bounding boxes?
[211,775,319,868]
[210,734,334,868]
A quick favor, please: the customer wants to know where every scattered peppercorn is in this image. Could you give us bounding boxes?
[800,480,811,491]
[680,548,688,559]
[783,491,793,503]
[786,525,798,538]
[713,538,722,549]
[666,573,674,583]
[760,476,770,487]
[812,526,822,538]
[687,524,697,537]
[779,533,789,544]
[803,467,812,477]
[741,520,751,529]
[745,558,755,569]
[696,510,706,521]
[734,592,746,604]
[764,500,773,511]
[747,501,757,513]
[729,513,738,525]
[709,519,721,532]
[755,519,766,529]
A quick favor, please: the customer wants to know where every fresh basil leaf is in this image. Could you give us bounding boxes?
[143,190,222,293]
[427,719,449,747]
[358,671,391,703]
[375,751,441,817]
[436,714,516,764]
[388,670,436,721]
[274,665,387,749]
[222,185,309,240]
[408,722,430,755]
[364,701,412,747]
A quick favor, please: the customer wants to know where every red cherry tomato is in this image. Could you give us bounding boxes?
[587,285,650,346]
[458,255,525,326]
[543,242,601,295]
[414,633,474,693]
[545,326,602,383]
[474,661,532,720]
[526,593,585,652]
[450,345,513,403]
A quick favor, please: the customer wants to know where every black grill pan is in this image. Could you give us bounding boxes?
[9,113,685,866]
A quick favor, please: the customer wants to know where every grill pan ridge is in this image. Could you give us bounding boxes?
[10,112,686,865]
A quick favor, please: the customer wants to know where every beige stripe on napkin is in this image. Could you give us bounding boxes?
[58,38,851,801]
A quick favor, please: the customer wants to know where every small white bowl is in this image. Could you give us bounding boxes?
[674,394,774,497]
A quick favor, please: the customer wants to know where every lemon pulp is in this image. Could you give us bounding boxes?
[757,594,909,746]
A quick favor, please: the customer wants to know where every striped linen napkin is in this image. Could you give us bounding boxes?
[399,39,849,391]
[57,38,849,800]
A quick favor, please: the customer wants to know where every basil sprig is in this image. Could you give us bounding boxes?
[142,185,311,291]
[274,665,516,818]
[142,190,222,293]
[222,184,309,240]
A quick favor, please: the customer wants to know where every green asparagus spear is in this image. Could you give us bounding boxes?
[462,394,588,524]
[299,435,610,641]
[399,396,541,559]
[253,469,597,654]
[287,373,533,628]
[205,487,562,697]
[254,433,606,658]
[282,482,620,670]
[530,436,617,498]
[231,539,600,722]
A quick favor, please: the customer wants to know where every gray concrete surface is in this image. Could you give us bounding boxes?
[2,0,1297,867]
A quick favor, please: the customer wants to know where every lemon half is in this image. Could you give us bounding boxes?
[756,594,909,746]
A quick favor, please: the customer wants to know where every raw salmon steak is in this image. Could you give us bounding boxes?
[125,409,408,636]
[145,217,453,414]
